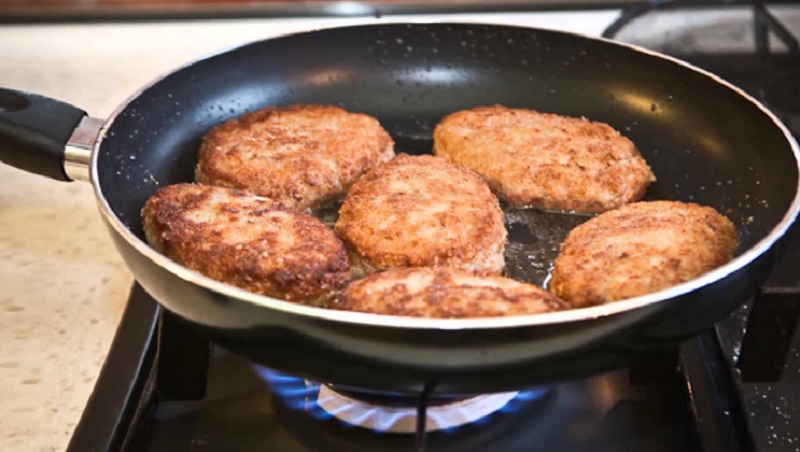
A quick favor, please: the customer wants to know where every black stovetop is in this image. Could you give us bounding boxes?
[132,350,693,451]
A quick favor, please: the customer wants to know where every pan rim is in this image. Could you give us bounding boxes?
[91,21,800,330]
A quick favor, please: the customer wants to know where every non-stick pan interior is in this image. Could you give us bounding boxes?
[98,23,798,287]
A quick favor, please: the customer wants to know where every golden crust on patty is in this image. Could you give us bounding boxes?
[550,201,738,307]
[196,104,394,210]
[433,105,656,213]
[334,154,507,276]
[329,267,568,318]
[141,183,351,303]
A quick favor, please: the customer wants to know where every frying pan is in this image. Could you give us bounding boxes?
[1,23,798,395]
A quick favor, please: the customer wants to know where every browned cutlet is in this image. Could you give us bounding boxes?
[334,154,507,276]
[433,105,656,213]
[141,183,351,303]
[550,201,739,307]
[196,104,394,210]
[328,267,568,318]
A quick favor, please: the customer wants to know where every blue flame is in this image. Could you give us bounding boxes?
[254,366,332,418]
[253,365,547,433]
[499,388,550,413]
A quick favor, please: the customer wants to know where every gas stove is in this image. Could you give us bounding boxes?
[65,266,799,452]
[66,4,800,452]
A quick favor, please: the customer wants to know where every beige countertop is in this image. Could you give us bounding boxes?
[0,12,616,451]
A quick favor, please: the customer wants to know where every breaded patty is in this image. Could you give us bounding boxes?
[550,201,738,307]
[433,105,656,213]
[141,183,350,303]
[334,154,507,276]
[196,104,394,210]
[329,267,568,318]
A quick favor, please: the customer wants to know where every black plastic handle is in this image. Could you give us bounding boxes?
[0,88,86,181]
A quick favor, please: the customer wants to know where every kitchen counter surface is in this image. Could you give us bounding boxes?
[0,12,617,451]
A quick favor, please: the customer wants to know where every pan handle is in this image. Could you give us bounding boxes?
[0,88,89,182]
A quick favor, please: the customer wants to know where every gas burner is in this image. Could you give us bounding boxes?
[317,385,519,433]
[254,365,549,434]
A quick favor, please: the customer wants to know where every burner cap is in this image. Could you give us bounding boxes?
[317,385,519,433]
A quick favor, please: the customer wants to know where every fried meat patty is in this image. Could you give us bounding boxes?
[196,104,394,210]
[334,154,506,275]
[329,267,568,318]
[433,105,656,213]
[550,201,738,307]
[141,184,351,303]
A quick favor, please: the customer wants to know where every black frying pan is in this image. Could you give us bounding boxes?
[1,23,798,394]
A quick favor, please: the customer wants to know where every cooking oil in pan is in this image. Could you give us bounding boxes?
[503,208,590,288]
